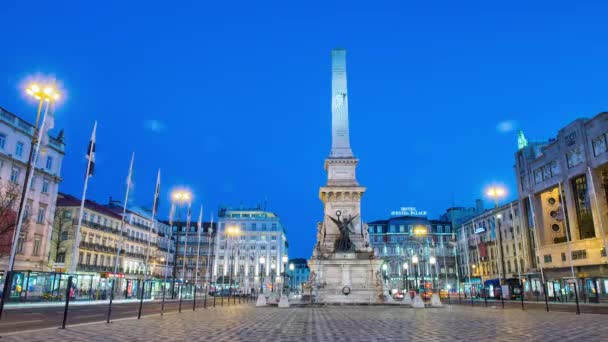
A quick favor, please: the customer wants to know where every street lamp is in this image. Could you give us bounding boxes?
[412,255,419,291]
[429,256,437,289]
[270,263,276,293]
[486,185,507,285]
[289,263,295,294]
[225,225,240,304]
[1,82,61,320]
[259,256,266,294]
[403,262,409,291]
[171,188,192,312]
[281,255,288,296]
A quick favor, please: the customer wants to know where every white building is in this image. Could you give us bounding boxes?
[213,207,289,294]
[0,106,65,272]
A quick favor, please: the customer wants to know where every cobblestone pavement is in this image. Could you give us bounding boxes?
[3,304,607,341]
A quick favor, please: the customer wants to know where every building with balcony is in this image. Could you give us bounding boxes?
[162,219,215,295]
[213,206,289,294]
[367,216,456,292]
[49,193,167,301]
[456,200,535,298]
[0,106,65,272]
[515,113,608,302]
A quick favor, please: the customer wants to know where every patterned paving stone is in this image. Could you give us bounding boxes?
[3,304,607,341]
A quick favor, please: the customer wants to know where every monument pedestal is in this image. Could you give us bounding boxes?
[278,294,290,308]
[309,252,384,304]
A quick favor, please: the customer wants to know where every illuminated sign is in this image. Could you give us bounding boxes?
[390,207,427,217]
[474,226,486,234]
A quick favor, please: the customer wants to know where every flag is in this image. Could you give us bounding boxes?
[197,206,203,232]
[126,152,134,187]
[40,102,56,155]
[85,122,97,177]
[153,169,161,214]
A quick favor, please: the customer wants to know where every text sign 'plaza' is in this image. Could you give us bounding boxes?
[390,207,428,217]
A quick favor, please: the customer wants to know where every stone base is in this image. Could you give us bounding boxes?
[308,253,383,304]
[402,294,413,305]
[431,294,443,307]
[278,295,290,308]
[256,295,267,307]
[412,294,424,308]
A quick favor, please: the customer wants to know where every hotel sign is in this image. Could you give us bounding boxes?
[474,226,486,234]
[390,206,427,217]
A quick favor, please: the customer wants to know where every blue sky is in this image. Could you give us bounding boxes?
[1,1,607,258]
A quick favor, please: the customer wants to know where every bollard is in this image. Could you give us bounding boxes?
[61,276,74,329]
[193,286,197,312]
[542,283,549,312]
[573,282,580,315]
[484,287,488,307]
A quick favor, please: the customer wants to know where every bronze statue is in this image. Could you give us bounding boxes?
[327,210,358,252]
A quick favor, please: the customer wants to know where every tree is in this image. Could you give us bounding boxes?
[47,207,72,267]
[0,182,27,257]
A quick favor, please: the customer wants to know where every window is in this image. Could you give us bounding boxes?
[45,156,53,170]
[33,236,41,256]
[543,254,552,263]
[561,252,566,261]
[0,133,6,149]
[85,253,91,264]
[15,142,24,157]
[571,250,587,260]
[78,252,84,264]
[593,133,608,156]
[42,178,50,193]
[24,200,32,219]
[37,205,46,224]
[566,147,584,168]
[10,166,20,184]
[17,233,25,254]
[60,231,68,241]
[399,225,405,233]
[100,255,105,266]
[389,225,396,233]
[56,253,66,263]
[93,254,98,265]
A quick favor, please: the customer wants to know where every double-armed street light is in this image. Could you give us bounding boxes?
[429,256,437,289]
[281,255,288,296]
[412,255,419,291]
[289,263,295,294]
[1,82,61,320]
[225,225,241,304]
[486,185,507,286]
[402,262,409,291]
[171,189,192,312]
[259,256,266,295]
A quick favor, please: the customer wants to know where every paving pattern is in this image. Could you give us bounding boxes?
[2,303,607,341]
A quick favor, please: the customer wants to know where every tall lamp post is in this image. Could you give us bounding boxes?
[403,262,409,291]
[429,256,437,290]
[225,225,240,305]
[171,189,191,312]
[259,256,266,295]
[486,186,507,287]
[412,255,419,292]
[281,255,288,296]
[1,82,60,320]
[270,263,276,294]
[289,263,295,295]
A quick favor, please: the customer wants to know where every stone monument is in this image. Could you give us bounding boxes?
[308,49,384,304]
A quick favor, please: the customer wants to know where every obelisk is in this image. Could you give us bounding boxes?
[308,49,384,304]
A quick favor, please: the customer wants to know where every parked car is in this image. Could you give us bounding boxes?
[392,292,405,301]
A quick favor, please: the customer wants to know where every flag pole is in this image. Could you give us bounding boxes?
[69,121,97,275]
[107,152,135,323]
[193,206,203,311]
[161,203,175,316]
[138,169,160,319]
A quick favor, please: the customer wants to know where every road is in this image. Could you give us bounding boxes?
[447,297,608,314]
[0,295,248,335]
